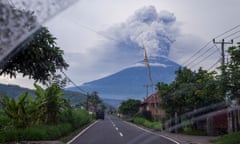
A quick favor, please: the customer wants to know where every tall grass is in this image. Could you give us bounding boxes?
[211,131,240,144]
[132,117,162,131]
[0,109,91,143]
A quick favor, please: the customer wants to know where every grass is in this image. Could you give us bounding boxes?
[211,131,240,144]
[180,126,207,136]
[132,117,162,131]
[0,109,91,143]
[59,120,95,143]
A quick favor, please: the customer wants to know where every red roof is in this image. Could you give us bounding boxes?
[143,91,160,104]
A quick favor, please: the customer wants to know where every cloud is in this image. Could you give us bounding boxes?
[103,5,179,58]
[55,5,181,87]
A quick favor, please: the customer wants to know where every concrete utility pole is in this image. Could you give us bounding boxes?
[213,39,234,134]
[213,39,233,67]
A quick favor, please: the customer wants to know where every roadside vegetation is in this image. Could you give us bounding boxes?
[211,131,240,144]
[119,43,240,138]
[0,4,93,142]
[0,84,91,143]
[132,116,161,131]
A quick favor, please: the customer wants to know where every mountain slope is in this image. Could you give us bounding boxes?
[0,83,87,106]
[68,57,180,100]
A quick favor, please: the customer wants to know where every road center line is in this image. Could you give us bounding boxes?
[119,132,123,137]
[116,127,118,131]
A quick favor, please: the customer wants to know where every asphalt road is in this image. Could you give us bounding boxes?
[68,115,178,144]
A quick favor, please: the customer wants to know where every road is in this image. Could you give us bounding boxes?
[68,115,178,144]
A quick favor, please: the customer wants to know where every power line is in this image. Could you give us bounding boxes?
[185,44,217,67]
[223,29,240,39]
[182,41,212,66]
[182,24,240,70]
[214,24,240,39]
[232,34,240,40]
[191,49,219,68]
[207,58,221,71]
[61,71,87,93]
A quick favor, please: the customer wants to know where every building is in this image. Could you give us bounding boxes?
[141,91,165,121]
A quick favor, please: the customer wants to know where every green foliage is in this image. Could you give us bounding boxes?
[86,91,105,111]
[0,26,69,84]
[0,84,71,127]
[182,126,207,136]
[158,67,222,117]
[1,93,37,128]
[0,111,11,129]
[211,131,240,144]
[223,43,240,99]
[34,83,69,124]
[119,99,141,116]
[133,117,161,130]
[0,124,72,142]
[70,109,91,128]
[0,109,91,143]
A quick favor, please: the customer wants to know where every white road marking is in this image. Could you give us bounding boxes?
[67,121,98,144]
[116,127,118,131]
[119,132,123,137]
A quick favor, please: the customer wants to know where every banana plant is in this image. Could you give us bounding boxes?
[34,83,68,124]
[1,93,34,128]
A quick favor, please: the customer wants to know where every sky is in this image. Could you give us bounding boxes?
[1,0,240,89]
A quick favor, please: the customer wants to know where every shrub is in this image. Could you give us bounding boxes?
[0,113,11,129]
[133,116,162,130]
[182,126,207,136]
[0,109,90,143]
[71,109,90,129]
[211,131,240,144]
[0,124,73,142]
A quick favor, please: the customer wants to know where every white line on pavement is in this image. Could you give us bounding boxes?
[67,121,98,144]
[119,132,123,137]
[116,127,118,131]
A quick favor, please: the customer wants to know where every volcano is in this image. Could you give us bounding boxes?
[67,57,180,101]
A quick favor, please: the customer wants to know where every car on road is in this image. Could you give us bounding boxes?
[96,111,105,120]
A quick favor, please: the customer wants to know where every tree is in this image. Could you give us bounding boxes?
[0,27,69,84]
[158,67,222,118]
[224,44,240,99]
[86,91,105,111]
[0,2,69,84]
[34,84,68,124]
[119,99,141,116]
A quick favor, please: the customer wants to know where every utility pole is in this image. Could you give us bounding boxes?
[213,39,233,67]
[213,39,234,133]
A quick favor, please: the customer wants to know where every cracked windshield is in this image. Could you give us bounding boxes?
[1,0,240,144]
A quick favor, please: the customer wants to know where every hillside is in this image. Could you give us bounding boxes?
[0,83,87,106]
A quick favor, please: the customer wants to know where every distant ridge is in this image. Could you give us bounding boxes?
[0,83,87,106]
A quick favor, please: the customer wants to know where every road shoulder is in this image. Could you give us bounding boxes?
[124,120,217,144]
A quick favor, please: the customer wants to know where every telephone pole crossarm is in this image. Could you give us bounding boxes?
[213,39,233,66]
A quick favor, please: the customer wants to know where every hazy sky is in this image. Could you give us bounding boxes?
[1,0,240,89]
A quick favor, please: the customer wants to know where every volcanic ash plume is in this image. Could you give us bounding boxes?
[106,5,179,58]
